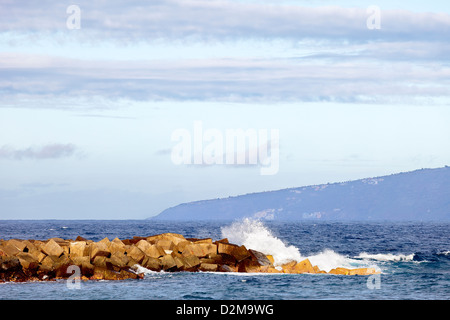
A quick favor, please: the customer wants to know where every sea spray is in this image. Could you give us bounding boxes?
[307,249,357,273]
[355,252,415,262]
[220,218,380,272]
[220,218,303,265]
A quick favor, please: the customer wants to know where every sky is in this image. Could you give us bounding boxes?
[0,0,449,219]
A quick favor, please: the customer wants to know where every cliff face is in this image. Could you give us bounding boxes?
[152,166,450,221]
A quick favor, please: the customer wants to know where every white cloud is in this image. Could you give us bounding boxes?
[1,53,449,105]
[2,1,449,105]
[0,143,77,160]
[1,1,450,43]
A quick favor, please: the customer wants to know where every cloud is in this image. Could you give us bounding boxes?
[20,182,70,189]
[1,1,450,43]
[155,148,172,156]
[1,54,449,105]
[0,143,77,160]
[1,2,449,106]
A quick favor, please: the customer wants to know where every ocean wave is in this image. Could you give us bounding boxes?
[132,264,162,275]
[355,252,415,262]
[220,218,380,272]
[221,218,303,266]
[307,249,375,273]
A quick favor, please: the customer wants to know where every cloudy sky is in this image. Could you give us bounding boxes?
[1,0,449,219]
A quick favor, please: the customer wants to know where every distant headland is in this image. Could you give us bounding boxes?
[151,166,450,221]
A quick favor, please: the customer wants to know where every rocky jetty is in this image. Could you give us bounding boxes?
[0,233,378,282]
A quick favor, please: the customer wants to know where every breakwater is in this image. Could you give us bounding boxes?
[0,232,378,282]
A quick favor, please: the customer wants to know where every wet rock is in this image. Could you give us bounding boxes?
[261,266,282,273]
[182,243,217,258]
[108,238,127,258]
[236,249,273,273]
[328,267,351,275]
[0,257,27,282]
[16,252,39,273]
[141,256,161,271]
[1,240,24,257]
[204,253,223,264]
[171,251,187,270]
[328,267,379,276]
[189,238,213,244]
[220,253,237,266]
[41,239,64,257]
[22,240,37,252]
[155,239,175,251]
[92,256,108,268]
[109,251,129,269]
[182,254,201,271]
[160,254,177,271]
[217,243,250,262]
[249,249,272,266]
[39,255,57,274]
[232,245,251,262]
[217,242,236,255]
[90,266,142,281]
[146,233,186,246]
[136,240,166,259]
[54,254,72,278]
[280,260,297,273]
[69,241,87,258]
[313,266,327,274]
[293,259,316,274]
[1,256,21,271]
[0,233,382,282]
[71,256,94,276]
[7,239,27,252]
[126,246,145,264]
[199,263,218,272]
[146,245,166,259]
[175,240,191,253]
[89,241,110,261]
[237,259,259,273]
[27,248,46,263]
[218,264,237,272]
[349,268,378,275]
[135,239,151,252]
[214,238,229,244]
[263,255,274,265]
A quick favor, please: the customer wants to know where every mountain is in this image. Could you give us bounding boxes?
[151,166,450,221]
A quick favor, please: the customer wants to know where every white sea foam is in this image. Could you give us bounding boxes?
[355,252,415,262]
[220,218,380,272]
[220,218,303,265]
[132,264,161,275]
[307,249,364,273]
[221,218,386,272]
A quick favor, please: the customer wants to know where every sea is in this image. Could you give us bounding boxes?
[0,219,449,301]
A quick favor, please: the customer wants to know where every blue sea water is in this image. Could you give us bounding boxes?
[0,219,449,300]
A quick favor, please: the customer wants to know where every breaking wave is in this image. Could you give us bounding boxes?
[220,218,379,272]
[308,250,370,273]
[355,252,415,262]
[221,218,303,265]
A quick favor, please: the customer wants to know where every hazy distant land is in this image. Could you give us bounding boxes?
[151,166,450,221]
